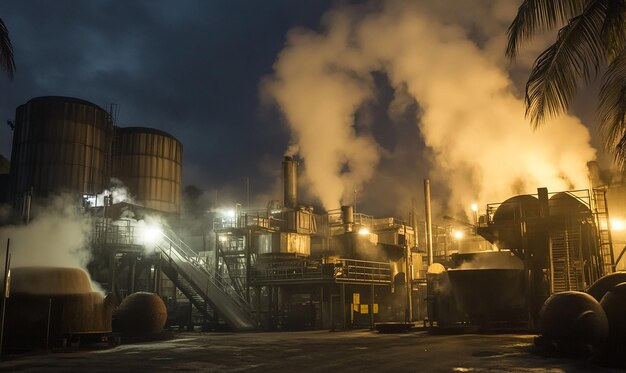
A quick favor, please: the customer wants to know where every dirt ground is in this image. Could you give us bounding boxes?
[0,330,619,372]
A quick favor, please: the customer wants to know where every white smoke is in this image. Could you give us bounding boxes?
[263,0,596,216]
[0,195,104,293]
[96,177,135,206]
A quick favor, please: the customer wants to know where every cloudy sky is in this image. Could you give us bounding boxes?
[0,0,333,200]
[0,0,610,218]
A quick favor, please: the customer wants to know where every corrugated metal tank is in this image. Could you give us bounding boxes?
[112,127,182,213]
[9,96,113,200]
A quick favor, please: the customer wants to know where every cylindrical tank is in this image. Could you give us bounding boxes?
[112,127,182,213]
[4,267,113,350]
[283,156,297,209]
[9,96,113,202]
[490,195,540,251]
[447,268,526,324]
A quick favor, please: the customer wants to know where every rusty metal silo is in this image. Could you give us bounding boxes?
[9,96,113,202]
[112,127,182,214]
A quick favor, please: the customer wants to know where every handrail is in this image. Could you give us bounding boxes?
[156,229,254,317]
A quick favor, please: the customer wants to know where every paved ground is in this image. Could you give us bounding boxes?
[0,330,619,372]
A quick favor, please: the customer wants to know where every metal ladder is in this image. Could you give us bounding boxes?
[593,188,615,275]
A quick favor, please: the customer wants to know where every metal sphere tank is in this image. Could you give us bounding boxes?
[539,291,608,346]
[9,96,113,200]
[113,292,167,335]
[600,282,626,341]
[587,272,626,302]
[112,127,182,213]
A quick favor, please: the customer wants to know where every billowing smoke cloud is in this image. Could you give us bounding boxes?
[263,0,596,216]
[0,196,92,268]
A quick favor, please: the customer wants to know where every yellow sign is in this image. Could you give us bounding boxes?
[352,293,360,305]
[373,304,378,314]
[360,304,369,314]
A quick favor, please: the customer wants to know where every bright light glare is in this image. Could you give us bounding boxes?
[224,209,236,218]
[219,235,228,242]
[453,230,464,240]
[611,218,626,231]
[140,226,162,244]
[471,203,478,212]
[358,228,370,235]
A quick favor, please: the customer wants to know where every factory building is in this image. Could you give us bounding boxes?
[0,95,623,344]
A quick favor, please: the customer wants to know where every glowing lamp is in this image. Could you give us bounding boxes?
[140,226,162,245]
[358,228,370,236]
[611,218,625,231]
[453,230,464,240]
[471,203,478,212]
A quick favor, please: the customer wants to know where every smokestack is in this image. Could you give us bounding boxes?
[283,156,298,209]
[341,205,354,233]
[538,187,549,218]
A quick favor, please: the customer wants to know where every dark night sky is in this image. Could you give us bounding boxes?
[0,0,612,217]
[0,0,336,202]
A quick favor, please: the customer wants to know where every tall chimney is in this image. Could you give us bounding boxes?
[283,156,298,209]
[341,205,354,233]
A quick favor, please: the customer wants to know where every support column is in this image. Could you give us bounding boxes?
[330,286,334,331]
[320,286,324,330]
[129,256,136,294]
[370,284,375,330]
[341,283,346,329]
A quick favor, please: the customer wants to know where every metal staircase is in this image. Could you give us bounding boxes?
[593,188,616,275]
[160,261,215,322]
[156,231,256,331]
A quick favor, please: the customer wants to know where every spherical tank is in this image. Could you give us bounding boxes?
[9,96,113,200]
[113,127,182,213]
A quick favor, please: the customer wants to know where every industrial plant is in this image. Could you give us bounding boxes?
[0,96,625,366]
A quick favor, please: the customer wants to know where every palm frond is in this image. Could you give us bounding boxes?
[598,49,626,167]
[525,0,608,126]
[0,18,16,79]
[506,0,589,60]
[600,0,626,62]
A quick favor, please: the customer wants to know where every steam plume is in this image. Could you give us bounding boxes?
[263,0,596,216]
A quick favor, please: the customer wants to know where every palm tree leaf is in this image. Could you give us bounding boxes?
[600,0,626,62]
[0,18,16,79]
[598,49,626,167]
[506,0,588,60]
[525,0,608,126]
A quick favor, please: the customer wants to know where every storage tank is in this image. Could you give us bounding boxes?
[9,96,113,202]
[112,127,182,214]
[4,267,114,350]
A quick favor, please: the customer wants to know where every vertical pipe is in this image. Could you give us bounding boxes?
[283,156,298,209]
[129,257,136,294]
[424,180,434,266]
[319,286,324,330]
[329,288,334,331]
[156,253,162,294]
[341,284,346,329]
[46,298,52,351]
[245,224,251,304]
[0,239,11,358]
[370,285,374,330]
[404,223,413,322]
